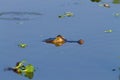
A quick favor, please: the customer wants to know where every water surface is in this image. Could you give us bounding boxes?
[0,0,120,80]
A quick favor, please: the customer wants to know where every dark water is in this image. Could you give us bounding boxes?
[0,0,120,80]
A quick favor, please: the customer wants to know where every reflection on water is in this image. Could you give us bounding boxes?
[0,17,29,21]
[0,0,120,80]
[0,12,42,16]
[0,12,42,21]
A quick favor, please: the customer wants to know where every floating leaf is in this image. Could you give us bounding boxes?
[24,72,34,79]
[104,29,113,33]
[18,43,27,48]
[58,12,74,18]
[64,12,74,17]
[24,64,35,73]
[23,64,35,79]
[5,60,35,79]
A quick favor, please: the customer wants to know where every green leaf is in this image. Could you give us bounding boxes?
[23,64,35,79]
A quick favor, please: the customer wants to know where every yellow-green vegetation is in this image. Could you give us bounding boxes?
[18,43,27,48]
[112,0,120,4]
[5,60,35,79]
[104,29,113,33]
[64,12,74,17]
[58,12,74,18]
[23,64,35,79]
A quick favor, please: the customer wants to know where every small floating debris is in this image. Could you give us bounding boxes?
[98,3,110,8]
[4,60,35,79]
[104,29,113,33]
[103,3,110,8]
[18,43,27,48]
[58,12,74,18]
[114,12,120,17]
[43,35,84,47]
[64,12,74,17]
[112,69,116,71]
[58,15,65,18]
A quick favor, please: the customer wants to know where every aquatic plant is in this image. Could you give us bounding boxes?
[112,0,120,4]
[58,12,74,18]
[22,64,35,79]
[64,12,74,17]
[104,29,113,33]
[18,43,27,48]
[4,60,35,79]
